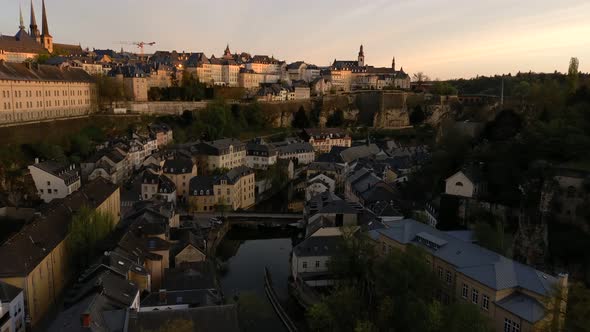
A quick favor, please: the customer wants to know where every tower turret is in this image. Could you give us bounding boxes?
[392,56,396,71]
[29,0,41,42]
[41,0,53,53]
[358,44,365,67]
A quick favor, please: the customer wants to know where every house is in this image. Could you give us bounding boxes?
[188,166,256,212]
[28,160,81,203]
[306,198,363,236]
[246,139,278,170]
[272,141,315,165]
[301,128,352,154]
[445,168,485,199]
[0,178,120,327]
[82,148,130,185]
[293,81,311,100]
[162,157,197,199]
[292,227,350,288]
[192,138,246,173]
[0,281,25,332]
[371,219,568,332]
[141,171,177,203]
[109,65,148,102]
[149,123,174,148]
[306,174,336,201]
[311,77,332,96]
[48,272,140,332]
[172,231,207,266]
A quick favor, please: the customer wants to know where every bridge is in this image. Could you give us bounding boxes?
[193,212,304,227]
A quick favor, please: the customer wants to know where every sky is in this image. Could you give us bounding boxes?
[1,0,589,79]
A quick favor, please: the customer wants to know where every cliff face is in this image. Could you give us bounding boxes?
[258,91,414,129]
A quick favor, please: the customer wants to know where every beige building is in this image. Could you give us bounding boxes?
[0,61,96,125]
[162,157,197,199]
[372,219,568,332]
[330,45,411,91]
[0,178,120,327]
[301,128,352,154]
[192,138,246,174]
[188,166,256,212]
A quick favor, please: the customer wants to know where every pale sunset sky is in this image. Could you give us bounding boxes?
[1,0,589,79]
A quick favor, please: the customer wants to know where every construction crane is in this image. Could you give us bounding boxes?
[115,41,156,56]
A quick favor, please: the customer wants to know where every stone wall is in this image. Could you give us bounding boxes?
[111,101,209,115]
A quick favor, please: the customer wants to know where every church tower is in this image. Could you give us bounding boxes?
[29,0,41,43]
[358,44,365,67]
[392,56,396,71]
[41,0,53,53]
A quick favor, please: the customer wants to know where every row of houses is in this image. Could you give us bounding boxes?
[290,138,569,332]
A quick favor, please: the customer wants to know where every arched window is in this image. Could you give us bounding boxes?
[455,182,464,187]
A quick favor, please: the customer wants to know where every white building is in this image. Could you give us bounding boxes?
[291,228,345,288]
[273,141,315,165]
[141,171,177,203]
[0,281,25,332]
[445,169,484,199]
[246,141,278,170]
[306,174,336,201]
[28,160,81,203]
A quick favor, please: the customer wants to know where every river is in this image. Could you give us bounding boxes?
[216,227,307,332]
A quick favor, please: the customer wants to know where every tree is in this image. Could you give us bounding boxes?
[94,75,128,105]
[413,72,430,90]
[410,105,427,126]
[292,106,310,129]
[565,283,590,332]
[326,110,345,127]
[431,81,458,95]
[443,303,494,332]
[68,207,116,270]
[567,57,580,94]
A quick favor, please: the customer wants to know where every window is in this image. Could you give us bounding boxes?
[462,284,468,299]
[446,271,452,284]
[455,181,464,187]
[302,262,308,269]
[482,294,489,310]
[48,189,52,194]
[438,267,443,279]
[472,289,479,304]
[315,261,320,268]
[504,318,520,332]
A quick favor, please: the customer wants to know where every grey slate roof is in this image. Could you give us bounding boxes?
[293,235,341,257]
[340,144,381,163]
[141,289,222,308]
[127,305,241,332]
[0,61,93,82]
[0,280,22,302]
[376,219,559,297]
[163,158,193,174]
[496,292,546,323]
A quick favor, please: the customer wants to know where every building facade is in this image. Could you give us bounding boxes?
[193,138,247,173]
[0,179,120,328]
[188,166,256,212]
[372,219,568,332]
[28,160,81,203]
[0,61,97,125]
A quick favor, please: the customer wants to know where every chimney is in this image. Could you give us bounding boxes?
[158,289,167,304]
[81,313,91,327]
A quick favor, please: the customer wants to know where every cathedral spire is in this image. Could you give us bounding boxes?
[359,44,364,57]
[19,4,25,30]
[41,0,51,37]
[30,0,40,41]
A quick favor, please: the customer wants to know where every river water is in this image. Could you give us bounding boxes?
[216,227,307,332]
